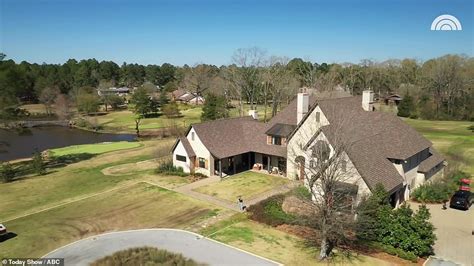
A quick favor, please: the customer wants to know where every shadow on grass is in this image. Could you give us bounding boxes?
[0,232,18,243]
[7,153,97,183]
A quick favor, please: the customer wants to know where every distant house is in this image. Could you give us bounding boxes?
[97,87,131,97]
[381,93,403,106]
[172,89,445,208]
[171,89,205,105]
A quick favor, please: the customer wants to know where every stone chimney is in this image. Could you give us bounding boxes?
[248,109,258,120]
[297,89,309,124]
[362,90,374,111]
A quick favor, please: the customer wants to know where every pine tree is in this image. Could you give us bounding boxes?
[398,93,414,117]
[32,150,46,175]
[201,94,228,121]
[0,162,16,183]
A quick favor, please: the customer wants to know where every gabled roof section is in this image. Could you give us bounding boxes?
[192,116,286,159]
[418,148,444,173]
[180,137,196,157]
[293,95,435,192]
[265,123,297,137]
[171,137,196,158]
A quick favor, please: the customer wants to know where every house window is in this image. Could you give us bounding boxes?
[312,140,330,161]
[310,159,315,168]
[315,112,320,122]
[199,157,206,168]
[341,160,347,172]
[272,136,282,145]
[191,132,195,141]
[176,155,186,162]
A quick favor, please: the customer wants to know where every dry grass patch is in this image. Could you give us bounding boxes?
[193,171,288,202]
[204,218,388,266]
[0,139,174,221]
[1,183,221,258]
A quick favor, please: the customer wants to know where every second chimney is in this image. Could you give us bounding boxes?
[248,109,258,120]
[362,90,374,111]
[297,91,309,124]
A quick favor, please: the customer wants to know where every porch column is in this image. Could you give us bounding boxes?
[268,156,271,172]
[219,159,222,178]
[248,153,251,170]
[233,156,236,174]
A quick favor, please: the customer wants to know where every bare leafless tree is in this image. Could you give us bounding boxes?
[262,56,295,121]
[54,93,71,120]
[290,108,360,260]
[39,86,60,116]
[230,47,266,113]
[182,63,217,98]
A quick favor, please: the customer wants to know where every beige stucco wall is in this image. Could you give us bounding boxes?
[287,106,329,180]
[172,141,191,173]
[287,106,371,204]
[186,127,212,176]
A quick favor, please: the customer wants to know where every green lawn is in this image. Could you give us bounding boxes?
[0,139,174,221]
[201,214,388,266]
[1,183,221,258]
[193,171,289,202]
[95,106,202,133]
[403,118,474,176]
[49,141,142,157]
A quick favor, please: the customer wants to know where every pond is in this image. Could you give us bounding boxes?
[0,127,136,161]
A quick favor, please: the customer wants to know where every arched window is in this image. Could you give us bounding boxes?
[312,140,330,161]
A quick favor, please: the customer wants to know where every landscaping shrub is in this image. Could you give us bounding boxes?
[357,185,436,259]
[290,186,312,200]
[411,181,453,203]
[412,170,469,203]
[248,194,296,226]
[31,150,46,175]
[155,160,187,177]
[91,246,205,266]
[371,242,418,262]
[0,162,16,183]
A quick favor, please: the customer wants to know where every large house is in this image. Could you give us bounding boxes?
[171,90,445,207]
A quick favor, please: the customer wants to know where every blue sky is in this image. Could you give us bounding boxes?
[1,0,472,65]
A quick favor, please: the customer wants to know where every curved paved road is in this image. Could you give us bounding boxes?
[43,229,279,266]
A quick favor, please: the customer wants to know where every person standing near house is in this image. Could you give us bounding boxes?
[238,196,244,211]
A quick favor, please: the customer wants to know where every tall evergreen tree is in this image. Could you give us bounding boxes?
[201,94,228,121]
[397,93,414,117]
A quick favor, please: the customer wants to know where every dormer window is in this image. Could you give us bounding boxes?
[315,112,320,122]
[272,136,282,145]
[191,132,195,141]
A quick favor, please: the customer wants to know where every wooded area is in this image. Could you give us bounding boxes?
[1,51,472,121]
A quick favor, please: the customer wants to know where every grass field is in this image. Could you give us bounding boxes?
[193,171,289,202]
[201,214,388,266]
[49,141,142,157]
[95,107,202,132]
[403,118,474,176]
[1,183,221,257]
[0,139,174,221]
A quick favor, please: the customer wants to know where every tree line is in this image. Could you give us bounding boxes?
[1,50,472,121]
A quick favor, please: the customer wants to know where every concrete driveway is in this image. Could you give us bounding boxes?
[410,202,473,266]
[43,229,279,266]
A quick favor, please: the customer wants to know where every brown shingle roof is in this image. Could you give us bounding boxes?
[172,89,187,99]
[265,123,297,137]
[171,137,196,157]
[182,94,443,193]
[304,96,435,192]
[192,117,286,159]
[418,148,444,173]
[180,137,195,157]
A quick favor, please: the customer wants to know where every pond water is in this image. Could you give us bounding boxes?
[0,127,136,161]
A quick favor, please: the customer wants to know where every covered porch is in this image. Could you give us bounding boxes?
[214,152,286,177]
